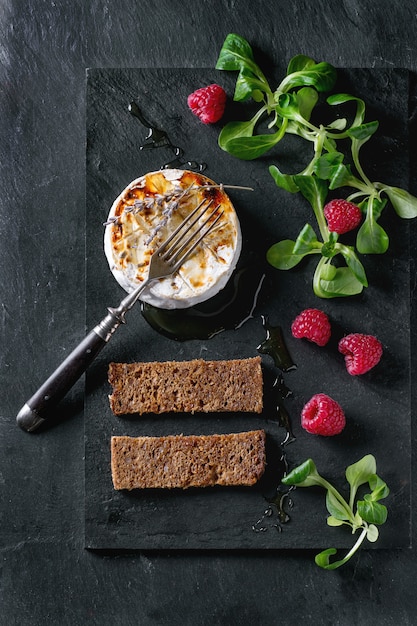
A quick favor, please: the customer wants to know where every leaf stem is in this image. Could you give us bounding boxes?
[313,204,328,243]
[313,257,327,297]
[351,141,375,190]
[340,526,368,562]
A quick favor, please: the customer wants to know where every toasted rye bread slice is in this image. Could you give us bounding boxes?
[111,430,266,490]
[108,357,263,416]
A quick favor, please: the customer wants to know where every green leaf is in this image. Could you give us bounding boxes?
[314,548,344,570]
[337,244,368,286]
[383,186,417,219]
[275,88,319,124]
[219,118,257,143]
[215,34,272,102]
[357,499,388,525]
[356,197,389,254]
[320,261,337,281]
[359,195,386,221]
[292,175,329,239]
[353,511,363,528]
[234,66,269,101]
[321,240,337,258]
[281,459,322,487]
[219,113,285,159]
[366,524,379,543]
[292,175,328,212]
[368,474,390,501]
[328,163,356,189]
[279,62,337,93]
[345,456,389,521]
[356,218,389,254]
[267,239,315,270]
[327,118,347,131]
[346,120,379,142]
[296,87,319,121]
[345,454,377,493]
[327,93,366,128]
[220,132,285,160]
[234,74,261,102]
[269,165,299,193]
[326,490,351,521]
[313,152,345,180]
[293,223,319,254]
[215,33,256,72]
[275,92,305,122]
[252,89,264,102]
[287,54,316,74]
[315,266,365,298]
[327,516,345,527]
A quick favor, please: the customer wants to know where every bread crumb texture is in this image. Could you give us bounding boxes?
[111,430,266,490]
[108,357,263,415]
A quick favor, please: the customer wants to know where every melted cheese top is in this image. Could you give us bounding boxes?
[104,169,242,309]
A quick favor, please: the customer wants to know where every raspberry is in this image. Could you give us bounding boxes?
[301,393,346,436]
[338,333,383,375]
[187,84,227,124]
[291,308,331,346]
[323,199,362,234]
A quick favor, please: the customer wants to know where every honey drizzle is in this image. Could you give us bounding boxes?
[128,101,206,171]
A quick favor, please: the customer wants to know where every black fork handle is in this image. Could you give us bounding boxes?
[16,307,125,432]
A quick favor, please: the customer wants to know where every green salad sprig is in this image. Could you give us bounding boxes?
[282,455,389,569]
[215,33,417,298]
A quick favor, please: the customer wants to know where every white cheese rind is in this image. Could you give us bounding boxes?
[104,169,242,309]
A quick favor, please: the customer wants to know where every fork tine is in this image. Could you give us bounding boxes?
[163,203,222,264]
[157,197,214,255]
[168,208,224,273]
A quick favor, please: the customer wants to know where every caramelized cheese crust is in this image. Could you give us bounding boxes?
[104,169,242,309]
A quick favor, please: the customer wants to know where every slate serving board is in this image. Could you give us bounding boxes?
[84,67,411,550]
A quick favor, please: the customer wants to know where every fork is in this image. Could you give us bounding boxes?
[17,198,223,432]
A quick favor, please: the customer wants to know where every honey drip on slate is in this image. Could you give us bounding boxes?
[129,101,206,171]
[257,315,297,373]
[253,318,297,534]
[252,405,296,534]
[141,267,265,341]
[252,487,295,533]
[252,440,296,534]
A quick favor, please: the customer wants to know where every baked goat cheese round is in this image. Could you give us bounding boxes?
[104,169,242,309]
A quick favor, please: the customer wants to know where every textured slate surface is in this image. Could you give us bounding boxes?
[84,67,411,550]
[2,1,417,624]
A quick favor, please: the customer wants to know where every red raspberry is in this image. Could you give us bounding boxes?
[323,199,362,234]
[291,308,331,346]
[301,393,346,436]
[187,84,227,124]
[338,333,383,375]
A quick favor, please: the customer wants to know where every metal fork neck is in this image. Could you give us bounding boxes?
[94,280,148,342]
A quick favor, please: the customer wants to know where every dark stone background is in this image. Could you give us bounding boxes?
[1,1,416,624]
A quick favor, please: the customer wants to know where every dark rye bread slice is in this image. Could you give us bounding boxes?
[111,430,266,490]
[108,357,263,416]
